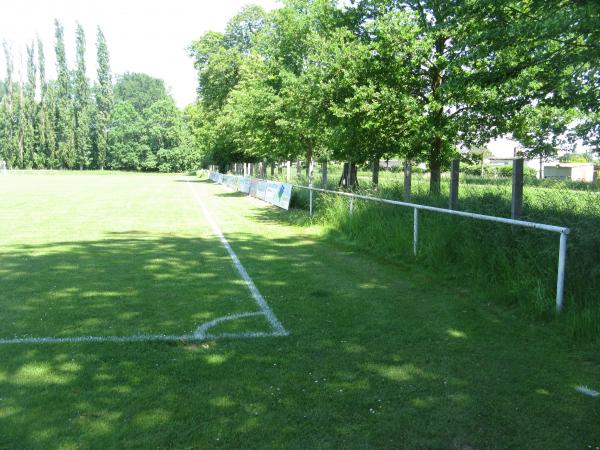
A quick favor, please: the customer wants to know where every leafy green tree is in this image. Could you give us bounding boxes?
[352,0,527,193]
[95,26,112,169]
[312,12,425,185]
[473,0,600,153]
[189,31,242,111]
[258,0,343,178]
[224,5,268,53]
[223,54,287,163]
[107,101,148,171]
[114,72,168,113]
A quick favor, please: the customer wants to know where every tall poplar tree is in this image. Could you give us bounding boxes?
[74,23,91,169]
[95,26,112,170]
[36,37,51,165]
[54,19,75,168]
[1,41,18,167]
[24,43,37,167]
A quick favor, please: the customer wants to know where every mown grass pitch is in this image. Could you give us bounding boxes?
[0,172,598,449]
[0,173,281,341]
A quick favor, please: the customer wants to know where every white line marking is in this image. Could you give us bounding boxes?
[195,311,263,338]
[186,180,288,336]
[0,331,277,345]
[575,386,600,397]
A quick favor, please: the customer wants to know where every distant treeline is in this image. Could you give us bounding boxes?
[0,21,199,172]
[187,0,599,193]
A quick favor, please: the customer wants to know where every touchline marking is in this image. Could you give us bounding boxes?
[0,331,278,345]
[186,180,288,337]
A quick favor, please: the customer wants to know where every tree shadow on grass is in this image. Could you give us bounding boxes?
[0,226,599,448]
[0,232,273,339]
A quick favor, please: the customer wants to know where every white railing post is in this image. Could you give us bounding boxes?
[556,231,568,312]
[413,208,419,256]
[349,197,354,217]
[309,186,313,217]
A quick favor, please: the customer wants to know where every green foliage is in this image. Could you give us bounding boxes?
[106,96,196,172]
[114,72,168,113]
[95,26,113,170]
[559,153,592,163]
[189,0,600,188]
[0,22,199,173]
[54,19,75,168]
[74,24,92,169]
[461,164,537,179]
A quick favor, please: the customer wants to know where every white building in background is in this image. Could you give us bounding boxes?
[543,163,595,182]
[486,136,557,179]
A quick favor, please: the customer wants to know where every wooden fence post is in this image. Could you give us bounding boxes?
[449,159,460,210]
[372,159,380,187]
[321,161,328,188]
[512,158,524,219]
[403,162,412,202]
[296,160,302,179]
[286,161,291,181]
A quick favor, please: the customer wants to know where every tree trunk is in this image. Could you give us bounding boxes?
[428,33,447,196]
[539,154,543,179]
[305,141,313,183]
[429,137,443,195]
[339,162,359,190]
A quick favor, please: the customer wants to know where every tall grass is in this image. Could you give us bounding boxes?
[287,170,600,341]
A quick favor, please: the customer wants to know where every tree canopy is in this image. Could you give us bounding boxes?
[187,0,599,191]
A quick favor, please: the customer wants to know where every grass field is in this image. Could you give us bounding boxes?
[0,172,599,449]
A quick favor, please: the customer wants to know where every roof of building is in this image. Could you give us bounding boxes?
[544,163,595,168]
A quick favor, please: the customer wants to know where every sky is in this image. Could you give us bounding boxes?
[0,0,279,107]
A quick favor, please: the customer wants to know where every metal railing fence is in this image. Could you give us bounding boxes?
[293,184,570,313]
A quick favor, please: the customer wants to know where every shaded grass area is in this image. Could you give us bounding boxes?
[0,234,269,338]
[0,174,599,449]
[0,174,270,340]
